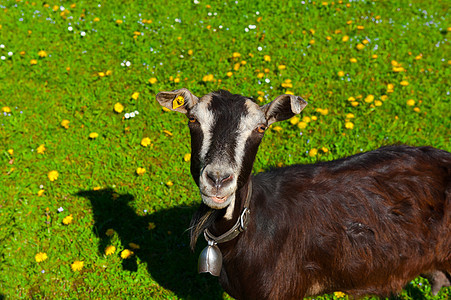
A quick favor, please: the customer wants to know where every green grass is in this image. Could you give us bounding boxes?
[0,0,450,299]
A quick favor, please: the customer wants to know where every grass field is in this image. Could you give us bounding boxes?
[0,0,450,299]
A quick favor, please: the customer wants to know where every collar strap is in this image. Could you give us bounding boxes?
[204,180,252,244]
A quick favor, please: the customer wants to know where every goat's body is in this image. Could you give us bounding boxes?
[157,89,451,299]
[216,145,451,299]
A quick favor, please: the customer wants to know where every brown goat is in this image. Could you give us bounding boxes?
[157,88,451,299]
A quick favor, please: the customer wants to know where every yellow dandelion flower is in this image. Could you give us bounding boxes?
[380,95,388,101]
[227,71,233,77]
[356,43,365,50]
[183,153,191,162]
[174,77,180,83]
[131,92,140,100]
[37,144,46,154]
[357,25,364,30]
[297,122,307,129]
[93,17,100,22]
[38,50,47,58]
[316,108,329,115]
[187,49,193,55]
[61,119,70,129]
[121,249,134,259]
[309,39,315,45]
[89,132,99,139]
[406,99,415,106]
[263,55,271,62]
[166,181,174,187]
[7,149,13,155]
[105,245,116,256]
[257,73,265,79]
[387,83,394,90]
[346,113,355,119]
[391,60,399,67]
[364,95,374,103]
[141,137,151,147]
[342,35,349,42]
[35,252,48,263]
[290,116,300,125]
[48,170,59,181]
[233,63,240,71]
[334,291,346,298]
[392,66,405,72]
[351,101,359,107]
[281,82,293,88]
[338,71,345,77]
[278,65,286,70]
[311,116,318,121]
[136,167,146,176]
[345,121,354,129]
[285,91,294,95]
[98,71,105,77]
[2,106,11,113]
[105,228,115,236]
[303,116,311,123]
[400,80,409,86]
[362,39,369,45]
[232,52,241,58]
[349,58,357,63]
[71,260,84,272]
[257,96,264,102]
[128,243,140,250]
[63,214,73,225]
[347,97,355,102]
[346,20,353,25]
[148,77,157,84]
[413,107,421,112]
[114,102,124,113]
[321,147,329,153]
[272,126,283,132]
[148,222,156,230]
[309,148,318,157]
[374,100,382,106]
[202,74,214,82]
[30,59,38,65]
[372,54,378,59]
[415,55,422,60]
[116,19,123,24]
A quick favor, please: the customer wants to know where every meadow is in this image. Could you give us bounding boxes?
[0,0,450,299]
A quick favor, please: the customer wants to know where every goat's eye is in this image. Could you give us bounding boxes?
[256,124,267,133]
[188,116,197,123]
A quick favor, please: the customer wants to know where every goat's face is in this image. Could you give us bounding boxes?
[157,89,307,210]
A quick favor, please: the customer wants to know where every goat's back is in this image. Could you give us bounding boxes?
[224,145,451,298]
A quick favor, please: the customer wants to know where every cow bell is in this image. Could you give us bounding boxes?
[198,239,222,276]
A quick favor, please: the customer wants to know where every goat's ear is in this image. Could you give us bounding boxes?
[262,94,308,125]
[156,88,199,114]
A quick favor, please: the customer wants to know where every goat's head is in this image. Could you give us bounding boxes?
[157,89,307,210]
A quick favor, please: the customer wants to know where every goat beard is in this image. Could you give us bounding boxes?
[189,202,225,250]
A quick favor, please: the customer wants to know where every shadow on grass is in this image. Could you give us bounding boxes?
[77,189,223,300]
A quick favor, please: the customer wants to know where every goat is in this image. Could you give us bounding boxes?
[156,88,451,299]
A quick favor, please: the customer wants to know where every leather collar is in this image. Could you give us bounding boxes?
[204,180,252,244]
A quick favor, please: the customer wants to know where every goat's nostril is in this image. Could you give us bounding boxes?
[206,172,233,188]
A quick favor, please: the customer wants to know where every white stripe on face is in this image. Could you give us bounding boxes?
[233,100,266,172]
[191,95,215,161]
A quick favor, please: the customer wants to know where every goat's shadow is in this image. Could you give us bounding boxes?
[77,189,223,300]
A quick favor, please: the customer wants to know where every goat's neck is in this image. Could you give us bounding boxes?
[210,179,252,239]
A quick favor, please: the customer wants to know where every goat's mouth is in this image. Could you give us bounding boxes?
[201,193,235,209]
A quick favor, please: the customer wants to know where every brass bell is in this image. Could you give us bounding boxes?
[198,239,222,276]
